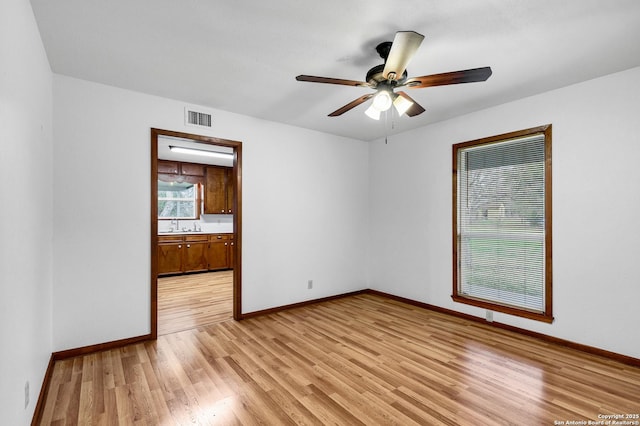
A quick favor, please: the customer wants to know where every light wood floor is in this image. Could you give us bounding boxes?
[38,293,640,425]
[158,271,233,336]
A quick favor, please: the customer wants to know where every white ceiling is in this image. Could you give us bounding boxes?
[30,0,640,141]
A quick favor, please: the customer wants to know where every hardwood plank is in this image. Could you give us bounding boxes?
[36,294,640,425]
[158,271,233,335]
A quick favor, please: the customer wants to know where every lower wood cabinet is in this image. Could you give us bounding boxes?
[157,235,183,275]
[182,235,208,273]
[157,233,234,276]
[208,234,235,271]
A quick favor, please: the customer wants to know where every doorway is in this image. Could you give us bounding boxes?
[150,128,243,339]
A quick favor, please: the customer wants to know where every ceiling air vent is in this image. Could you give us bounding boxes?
[184,106,212,128]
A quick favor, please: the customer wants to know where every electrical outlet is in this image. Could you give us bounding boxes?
[307,280,313,289]
[486,310,493,322]
[24,381,29,409]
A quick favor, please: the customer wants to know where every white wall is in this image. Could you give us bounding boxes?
[2,6,636,420]
[0,0,53,423]
[52,75,370,351]
[369,66,640,359]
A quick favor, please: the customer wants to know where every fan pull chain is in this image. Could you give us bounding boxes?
[384,110,389,144]
[383,108,397,144]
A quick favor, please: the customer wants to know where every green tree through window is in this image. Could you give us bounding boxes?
[158,181,197,219]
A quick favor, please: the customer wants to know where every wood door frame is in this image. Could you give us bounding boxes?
[150,128,243,339]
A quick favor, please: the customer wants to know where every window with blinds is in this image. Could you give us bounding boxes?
[452,125,553,323]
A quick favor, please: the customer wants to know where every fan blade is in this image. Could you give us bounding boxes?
[404,67,492,89]
[396,91,425,117]
[382,31,425,81]
[328,94,375,117]
[296,75,370,87]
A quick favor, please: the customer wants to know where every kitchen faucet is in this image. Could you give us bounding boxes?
[171,218,179,231]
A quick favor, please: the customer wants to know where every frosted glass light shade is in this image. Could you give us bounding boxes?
[365,104,381,120]
[393,94,413,116]
[372,91,392,111]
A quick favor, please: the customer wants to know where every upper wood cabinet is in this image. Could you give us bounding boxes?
[180,163,204,177]
[204,166,234,214]
[158,160,179,175]
[158,160,205,181]
[158,161,233,214]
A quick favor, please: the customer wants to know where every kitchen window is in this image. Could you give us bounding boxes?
[452,125,553,323]
[158,181,198,219]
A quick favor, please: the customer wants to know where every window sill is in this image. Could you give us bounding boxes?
[451,294,554,323]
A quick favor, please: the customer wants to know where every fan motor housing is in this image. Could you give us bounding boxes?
[376,41,393,59]
[367,41,409,86]
[366,64,408,87]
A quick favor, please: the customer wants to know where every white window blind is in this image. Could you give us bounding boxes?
[456,133,546,313]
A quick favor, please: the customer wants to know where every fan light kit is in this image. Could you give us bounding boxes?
[372,90,393,111]
[296,31,492,120]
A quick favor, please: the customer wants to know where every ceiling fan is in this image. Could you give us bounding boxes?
[296,31,492,120]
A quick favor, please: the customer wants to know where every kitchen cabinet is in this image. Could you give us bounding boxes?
[157,235,183,275]
[228,235,235,269]
[182,235,208,272]
[180,163,204,177]
[204,166,233,214]
[158,160,204,185]
[226,171,234,214]
[158,233,234,276]
[158,160,179,174]
[207,235,229,270]
[208,234,235,270]
[158,160,204,176]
